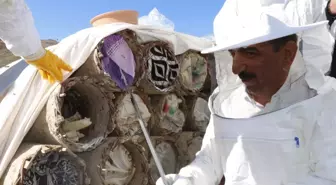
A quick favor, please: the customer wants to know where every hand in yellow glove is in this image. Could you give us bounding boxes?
[26,50,73,84]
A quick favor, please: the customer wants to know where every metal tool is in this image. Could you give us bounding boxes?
[119,68,169,185]
[130,93,170,185]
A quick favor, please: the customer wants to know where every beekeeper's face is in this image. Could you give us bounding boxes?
[229,36,297,98]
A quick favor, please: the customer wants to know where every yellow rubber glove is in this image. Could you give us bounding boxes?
[26,50,73,84]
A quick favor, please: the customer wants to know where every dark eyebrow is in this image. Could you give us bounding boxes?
[237,47,259,53]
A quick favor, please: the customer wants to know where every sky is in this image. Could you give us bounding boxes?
[25,0,224,40]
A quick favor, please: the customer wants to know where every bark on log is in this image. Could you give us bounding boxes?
[25,76,116,152]
[0,143,89,185]
[78,136,149,185]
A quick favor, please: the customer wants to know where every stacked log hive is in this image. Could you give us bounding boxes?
[1,30,216,185]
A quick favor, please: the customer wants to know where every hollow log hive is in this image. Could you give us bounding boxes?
[3,29,217,185]
[1,144,89,185]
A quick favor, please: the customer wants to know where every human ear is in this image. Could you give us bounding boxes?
[283,41,297,68]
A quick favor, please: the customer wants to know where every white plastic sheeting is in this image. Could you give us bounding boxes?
[0,59,27,101]
[139,8,175,31]
[0,23,213,178]
[201,34,215,42]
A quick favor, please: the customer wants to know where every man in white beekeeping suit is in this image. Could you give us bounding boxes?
[156,0,336,185]
[0,0,72,83]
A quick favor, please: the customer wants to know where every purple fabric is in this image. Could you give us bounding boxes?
[100,34,135,89]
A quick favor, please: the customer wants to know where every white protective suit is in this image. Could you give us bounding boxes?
[171,50,336,185]
[294,0,334,74]
[161,1,336,185]
[0,0,45,60]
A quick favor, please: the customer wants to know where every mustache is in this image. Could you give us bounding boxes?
[238,71,256,80]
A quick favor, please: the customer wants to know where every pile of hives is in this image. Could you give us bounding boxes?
[1,29,215,185]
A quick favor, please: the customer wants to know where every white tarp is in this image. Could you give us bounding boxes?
[139,8,175,31]
[0,59,27,101]
[0,23,213,178]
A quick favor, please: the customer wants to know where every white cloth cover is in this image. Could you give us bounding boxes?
[0,23,213,178]
[138,8,175,31]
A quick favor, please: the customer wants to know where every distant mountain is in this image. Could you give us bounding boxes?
[0,39,58,67]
